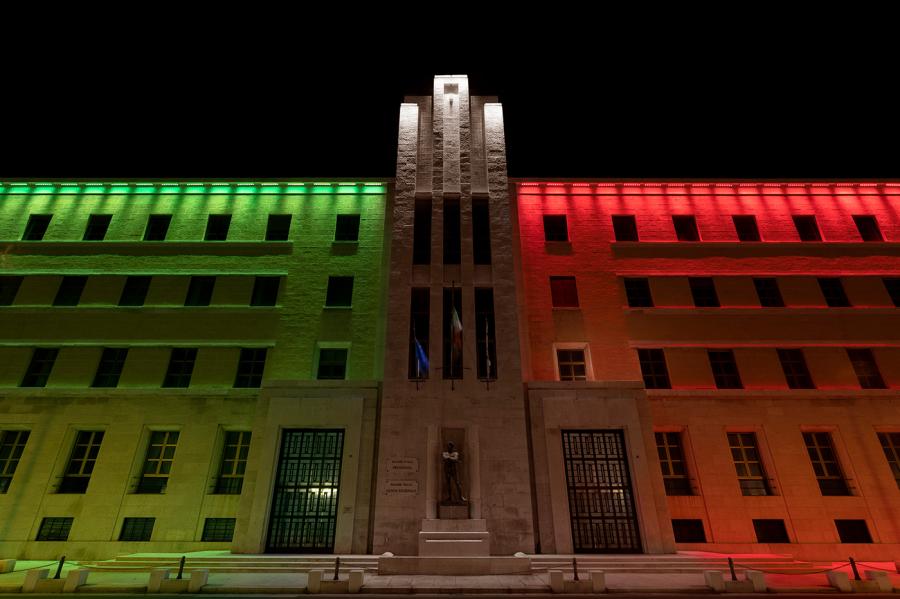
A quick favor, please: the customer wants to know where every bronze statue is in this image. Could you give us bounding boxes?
[442,442,466,504]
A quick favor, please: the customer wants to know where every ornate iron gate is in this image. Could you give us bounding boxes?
[562,430,641,553]
[266,429,344,553]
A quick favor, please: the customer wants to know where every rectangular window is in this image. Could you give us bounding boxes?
[689,277,719,307]
[185,276,216,307]
[119,276,151,307]
[818,277,850,307]
[22,214,52,241]
[671,519,706,543]
[835,519,872,543]
[847,348,886,389]
[853,215,883,241]
[753,519,790,543]
[205,214,231,241]
[472,199,491,265]
[162,348,197,388]
[556,349,587,381]
[883,278,900,307]
[753,277,784,307]
[413,198,432,265]
[325,276,353,307]
[793,215,822,241]
[638,348,671,389]
[777,348,815,389]
[803,432,850,496]
[624,277,653,307]
[408,288,430,379]
[202,518,236,542]
[36,517,73,541]
[673,215,700,241]
[234,348,266,388]
[137,431,179,493]
[83,214,112,241]
[334,214,360,242]
[475,288,497,380]
[543,214,568,241]
[0,276,23,306]
[59,431,104,493]
[550,276,579,308]
[442,287,463,379]
[53,276,87,306]
[877,432,900,490]
[728,432,770,496]
[0,430,29,493]
[250,276,280,307]
[732,215,761,241]
[92,348,128,388]
[143,214,172,241]
[265,214,292,241]
[119,517,155,542]
[215,431,251,494]
[443,198,461,264]
[612,215,638,241]
[317,348,348,380]
[708,350,743,389]
[656,432,691,495]
[20,348,59,388]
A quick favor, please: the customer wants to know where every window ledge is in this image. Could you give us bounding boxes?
[612,241,900,259]
[625,307,900,315]
[0,241,293,256]
[323,305,352,310]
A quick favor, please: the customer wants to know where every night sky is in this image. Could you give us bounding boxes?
[2,34,896,180]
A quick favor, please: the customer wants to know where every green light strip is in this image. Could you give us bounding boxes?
[0,182,386,195]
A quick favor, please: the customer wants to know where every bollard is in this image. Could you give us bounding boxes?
[54,555,66,579]
[176,555,186,580]
[849,556,860,581]
[728,556,737,581]
[334,555,341,581]
[572,557,579,581]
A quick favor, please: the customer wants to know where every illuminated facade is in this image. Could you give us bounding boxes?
[1,76,898,561]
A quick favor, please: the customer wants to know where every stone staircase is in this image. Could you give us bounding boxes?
[530,553,818,575]
[78,553,379,574]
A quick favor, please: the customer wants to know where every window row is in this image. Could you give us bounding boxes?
[1,428,251,497]
[34,516,236,542]
[16,213,363,242]
[671,517,874,544]
[543,213,890,243]
[412,198,493,266]
[657,429,900,499]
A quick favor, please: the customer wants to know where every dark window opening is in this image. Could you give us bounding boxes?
[612,215,638,241]
[475,288,497,380]
[408,288,430,379]
[413,199,432,265]
[443,198,460,264]
[53,276,87,306]
[325,276,353,307]
[656,432,692,495]
[185,276,215,307]
[0,276,23,306]
[59,431,104,494]
[728,432,770,496]
[119,517,155,542]
[22,215,51,240]
[137,431,178,493]
[708,350,743,389]
[624,278,653,307]
[92,348,128,388]
[202,518,236,542]
[442,287,463,379]
[215,431,250,494]
[673,215,700,241]
[853,215,883,242]
[689,277,719,307]
[266,214,292,241]
[472,199,492,265]
[804,432,850,496]
[818,277,850,307]
[36,517,73,541]
[143,215,172,241]
[317,348,348,380]
[162,348,197,388]
[21,348,58,388]
[672,519,706,543]
[732,215,761,241]
[543,214,568,242]
[204,214,231,241]
[556,349,586,381]
[777,349,815,389]
[753,278,784,307]
[251,276,280,307]
[83,214,112,241]
[234,348,266,388]
[0,430,30,493]
[550,276,579,308]
[877,432,900,490]
[847,348,886,389]
[793,215,822,241]
[883,278,900,307]
[835,520,872,543]
[119,276,151,307]
[753,519,790,543]
[638,348,671,389]
[335,214,360,242]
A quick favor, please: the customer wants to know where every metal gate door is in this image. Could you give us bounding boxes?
[562,430,641,553]
[266,429,344,553]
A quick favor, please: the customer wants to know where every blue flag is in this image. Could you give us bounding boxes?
[414,337,429,378]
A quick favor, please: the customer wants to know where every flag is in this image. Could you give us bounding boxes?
[484,315,491,377]
[451,306,463,353]
[414,337,429,378]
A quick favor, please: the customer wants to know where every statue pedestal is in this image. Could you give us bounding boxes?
[418,518,490,556]
[438,503,469,519]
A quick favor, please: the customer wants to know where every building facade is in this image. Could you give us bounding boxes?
[1,76,898,561]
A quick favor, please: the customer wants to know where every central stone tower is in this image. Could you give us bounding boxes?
[373,75,535,556]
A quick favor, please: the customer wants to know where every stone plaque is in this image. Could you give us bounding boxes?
[387,457,419,476]
[384,480,419,495]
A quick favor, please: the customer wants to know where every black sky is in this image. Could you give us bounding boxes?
[2,23,896,180]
